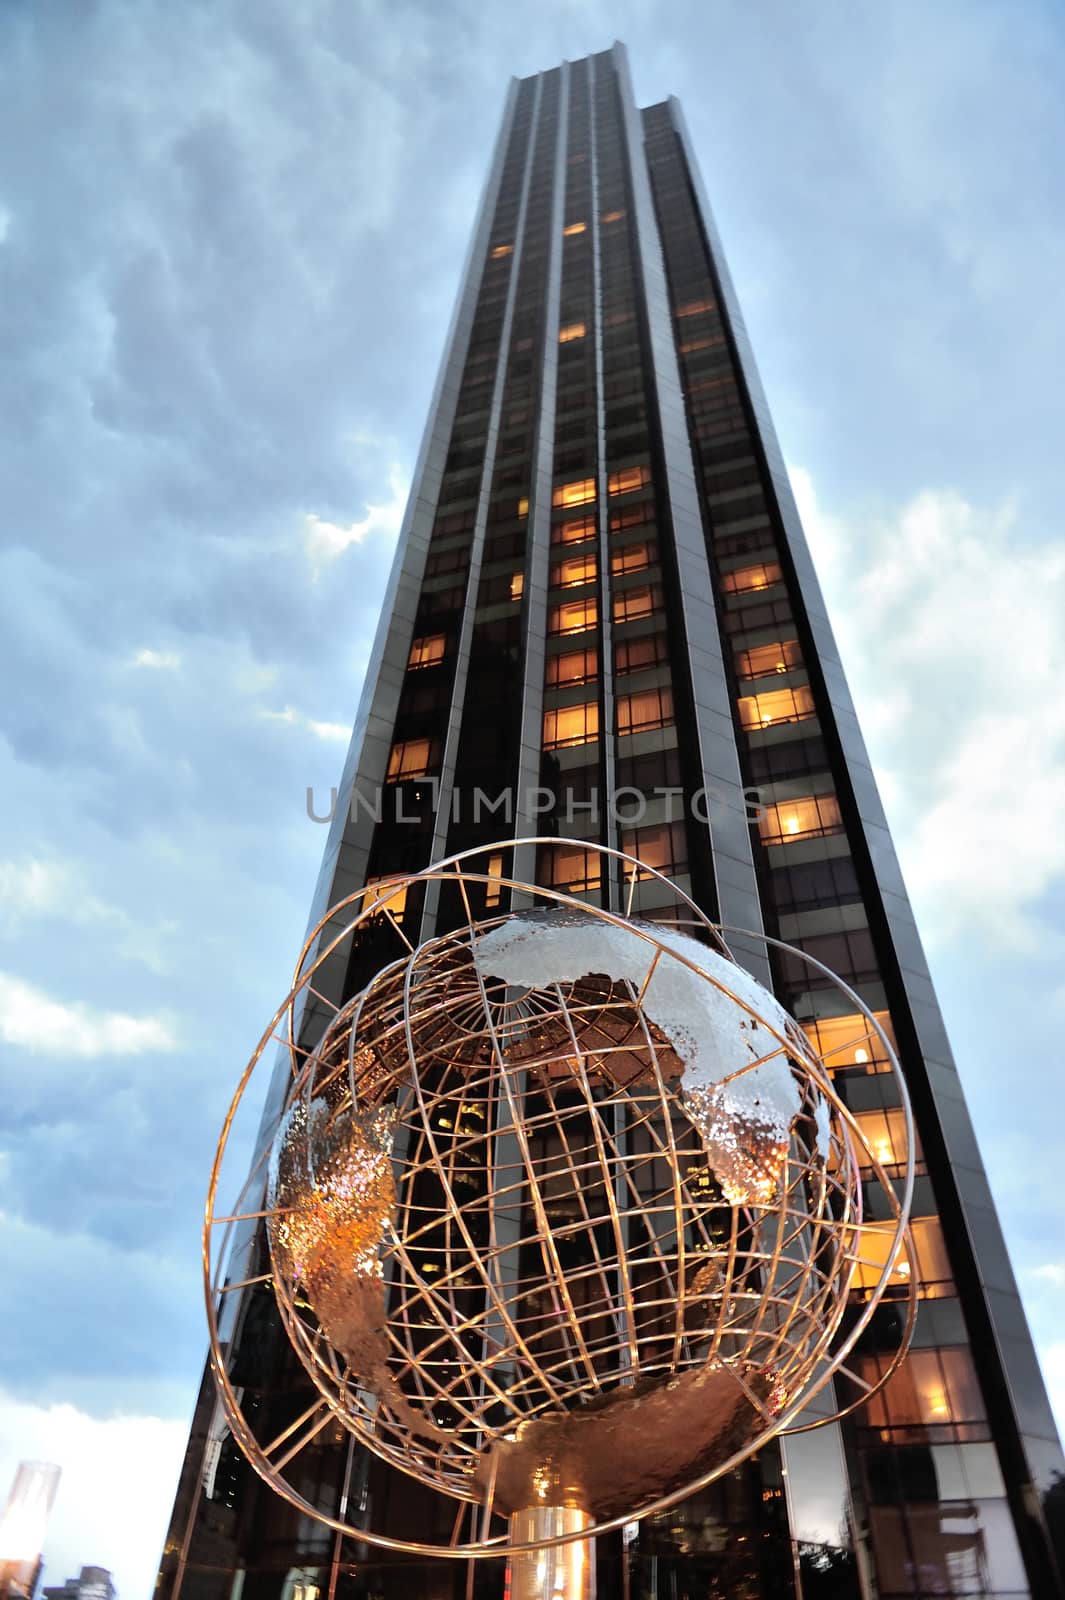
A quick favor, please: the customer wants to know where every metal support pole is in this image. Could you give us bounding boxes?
[506,1507,596,1600]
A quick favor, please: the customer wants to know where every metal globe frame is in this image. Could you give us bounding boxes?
[203,839,916,1565]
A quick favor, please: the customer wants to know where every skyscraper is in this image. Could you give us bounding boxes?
[157,42,1065,1600]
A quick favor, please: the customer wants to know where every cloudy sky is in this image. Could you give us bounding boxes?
[1,0,1064,1592]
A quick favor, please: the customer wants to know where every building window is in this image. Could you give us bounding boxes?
[539,842,600,893]
[617,685,674,736]
[801,1009,896,1075]
[490,243,513,258]
[543,701,599,750]
[735,639,802,679]
[546,648,598,688]
[559,322,586,343]
[552,515,596,546]
[613,585,662,624]
[620,819,688,879]
[386,738,437,781]
[563,221,587,236]
[601,210,625,223]
[551,553,597,589]
[553,477,597,509]
[549,597,598,635]
[364,876,409,921]
[850,1108,923,1174]
[609,499,654,534]
[610,540,657,576]
[737,685,815,730]
[856,1344,982,1441]
[407,634,447,671]
[517,495,529,518]
[484,850,505,909]
[676,299,715,317]
[757,793,842,845]
[720,561,783,594]
[607,464,652,497]
[510,572,524,601]
[615,634,668,675]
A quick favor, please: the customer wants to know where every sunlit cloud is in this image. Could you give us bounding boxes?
[0,973,177,1057]
[304,463,408,571]
[131,648,181,670]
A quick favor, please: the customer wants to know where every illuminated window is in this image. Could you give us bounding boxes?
[721,561,783,594]
[758,793,842,845]
[737,685,815,729]
[552,515,596,546]
[551,553,597,589]
[850,1108,923,1173]
[543,701,599,749]
[549,597,598,635]
[510,572,524,601]
[485,851,505,909]
[407,634,447,671]
[365,876,409,921]
[559,322,586,343]
[615,634,667,674]
[546,648,598,688]
[620,819,688,879]
[540,843,600,892]
[490,243,513,258]
[676,298,715,317]
[801,1010,896,1075]
[607,464,652,497]
[563,221,587,236]
[386,738,436,781]
[735,639,802,679]
[611,540,656,576]
[517,496,529,518]
[552,477,597,509]
[601,209,625,223]
[856,1344,982,1439]
[612,585,661,624]
[617,686,674,736]
[852,1220,954,1304]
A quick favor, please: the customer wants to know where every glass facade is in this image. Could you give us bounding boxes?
[156,45,1065,1600]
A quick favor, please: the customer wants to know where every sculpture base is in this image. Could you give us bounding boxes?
[506,1505,596,1600]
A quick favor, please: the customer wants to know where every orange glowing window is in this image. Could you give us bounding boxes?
[720,561,783,595]
[851,1220,954,1303]
[563,221,587,237]
[542,842,601,892]
[365,876,409,920]
[612,585,660,624]
[610,541,655,576]
[607,464,652,497]
[490,243,513,259]
[758,793,842,845]
[484,851,505,909]
[617,686,674,736]
[510,572,525,601]
[552,477,597,509]
[676,299,715,317]
[801,1011,897,1076]
[386,738,436,781]
[552,515,596,546]
[735,639,801,680]
[551,553,597,589]
[407,634,447,671]
[549,597,598,635]
[601,210,625,224]
[543,701,599,750]
[679,337,717,355]
[517,496,529,518]
[850,1108,923,1173]
[559,322,586,343]
[546,648,598,688]
[737,685,815,730]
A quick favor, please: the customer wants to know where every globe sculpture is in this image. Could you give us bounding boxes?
[205,841,915,1599]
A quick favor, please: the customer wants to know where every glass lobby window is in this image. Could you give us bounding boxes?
[615,634,667,675]
[549,597,598,635]
[852,1219,954,1302]
[551,553,597,589]
[757,793,842,845]
[620,819,688,878]
[543,701,600,750]
[546,648,597,688]
[540,842,601,893]
[563,220,587,236]
[610,540,656,576]
[607,464,652,497]
[737,685,815,729]
[553,477,597,509]
[613,585,662,624]
[802,1010,897,1075]
[407,634,447,671]
[558,321,586,343]
[617,686,674,736]
[552,514,596,546]
[735,639,802,679]
[386,738,437,781]
[720,560,783,594]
